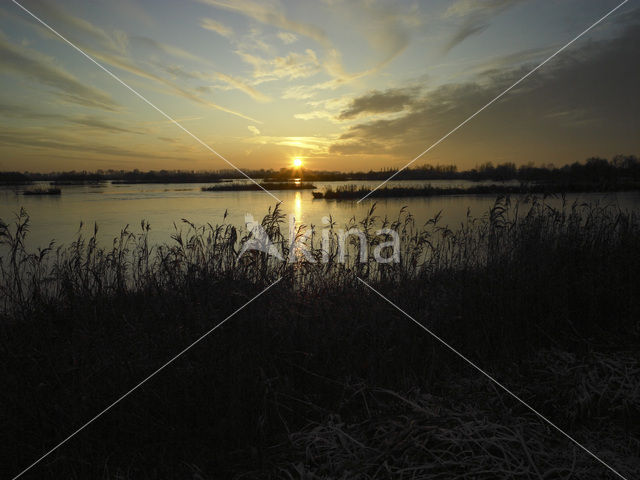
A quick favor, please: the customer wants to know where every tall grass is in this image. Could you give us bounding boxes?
[314,182,640,199]
[2,197,638,317]
[1,197,639,478]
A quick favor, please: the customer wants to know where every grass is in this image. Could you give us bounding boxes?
[1,197,639,478]
[313,182,640,199]
[202,182,317,192]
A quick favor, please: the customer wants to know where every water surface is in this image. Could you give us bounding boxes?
[2,180,639,249]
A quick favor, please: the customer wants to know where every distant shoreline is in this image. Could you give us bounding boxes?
[1,154,638,186]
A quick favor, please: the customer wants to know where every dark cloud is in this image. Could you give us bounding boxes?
[330,20,640,163]
[0,36,119,111]
[442,0,523,54]
[338,87,420,120]
[442,21,490,55]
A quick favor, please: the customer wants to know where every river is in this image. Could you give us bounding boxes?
[2,180,639,249]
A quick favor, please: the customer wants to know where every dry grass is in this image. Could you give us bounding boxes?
[314,183,640,199]
[1,196,639,478]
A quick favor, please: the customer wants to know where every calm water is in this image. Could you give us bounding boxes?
[2,180,640,249]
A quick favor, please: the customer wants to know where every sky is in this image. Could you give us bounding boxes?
[0,0,638,173]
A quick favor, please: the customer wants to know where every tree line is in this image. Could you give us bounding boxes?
[1,154,638,184]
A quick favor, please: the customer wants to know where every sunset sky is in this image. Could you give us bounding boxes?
[1,0,638,172]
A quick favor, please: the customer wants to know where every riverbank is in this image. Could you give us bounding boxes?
[1,199,638,478]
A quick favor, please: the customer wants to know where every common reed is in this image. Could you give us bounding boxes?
[1,197,639,478]
[314,183,640,199]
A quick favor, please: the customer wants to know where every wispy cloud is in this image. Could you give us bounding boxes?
[277,31,297,44]
[199,0,402,91]
[128,35,210,64]
[10,0,261,121]
[0,126,183,161]
[85,46,262,122]
[163,64,271,102]
[236,48,321,82]
[18,0,128,56]
[200,17,234,38]
[245,133,333,152]
[441,0,523,54]
[0,102,145,134]
[214,72,271,102]
[0,34,119,110]
[198,0,329,46]
[294,110,335,121]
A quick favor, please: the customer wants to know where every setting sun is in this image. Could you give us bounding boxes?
[293,157,303,168]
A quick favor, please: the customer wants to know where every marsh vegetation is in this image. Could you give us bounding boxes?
[312,182,640,199]
[202,182,317,192]
[1,197,639,478]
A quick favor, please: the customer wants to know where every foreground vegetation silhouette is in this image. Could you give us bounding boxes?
[1,197,639,478]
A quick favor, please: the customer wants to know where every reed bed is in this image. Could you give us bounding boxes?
[314,183,640,199]
[1,197,639,478]
[202,182,316,192]
[22,187,62,196]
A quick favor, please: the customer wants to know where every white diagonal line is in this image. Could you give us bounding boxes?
[11,278,282,480]
[12,0,282,203]
[358,0,630,203]
[356,277,629,480]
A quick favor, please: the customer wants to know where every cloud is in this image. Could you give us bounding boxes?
[200,0,408,90]
[0,102,144,134]
[443,0,520,18]
[17,0,127,56]
[197,0,329,46]
[247,125,260,135]
[236,48,321,82]
[214,72,271,102]
[338,87,420,120]
[329,21,640,161]
[68,115,144,134]
[277,31,297,44]
[9,1,260,121]
[294,110,335,121]
[163,65,271,102]
[442,21,491,55]
[200,17,234,38]
[0,35,119,110]
[282,84,317,100]
[327,0,414,75]
[85,46,261,121]
[0,126,181,161]
[441,0,523,54]
[128,35,209,64]
[245,134,333,152]
[281,76,355,100]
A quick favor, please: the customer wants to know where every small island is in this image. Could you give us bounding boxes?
[312,182,640,199]
[202,182,316,192]
[23,187,62,196]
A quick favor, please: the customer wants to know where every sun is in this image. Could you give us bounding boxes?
[292,157,303,168]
